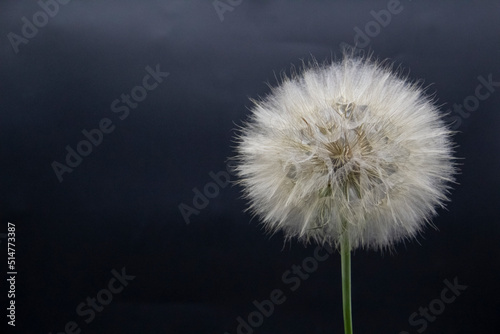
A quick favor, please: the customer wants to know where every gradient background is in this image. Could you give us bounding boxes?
[1,0,499,333]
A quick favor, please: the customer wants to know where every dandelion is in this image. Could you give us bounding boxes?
[234,53,456,333]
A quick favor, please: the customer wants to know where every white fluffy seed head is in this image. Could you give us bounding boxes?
[234,54,456,251]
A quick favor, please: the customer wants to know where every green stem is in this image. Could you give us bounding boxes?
[341,222,353,334]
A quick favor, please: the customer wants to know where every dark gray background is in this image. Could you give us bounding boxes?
[1,0,499,333]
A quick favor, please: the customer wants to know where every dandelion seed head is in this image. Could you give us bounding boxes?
[235,54,456,251]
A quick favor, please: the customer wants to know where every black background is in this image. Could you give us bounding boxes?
[1,1,499,333]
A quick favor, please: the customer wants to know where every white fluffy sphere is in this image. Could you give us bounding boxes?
[235,55,456,250]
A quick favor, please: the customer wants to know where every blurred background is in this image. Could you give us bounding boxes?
[1,0,499,333]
